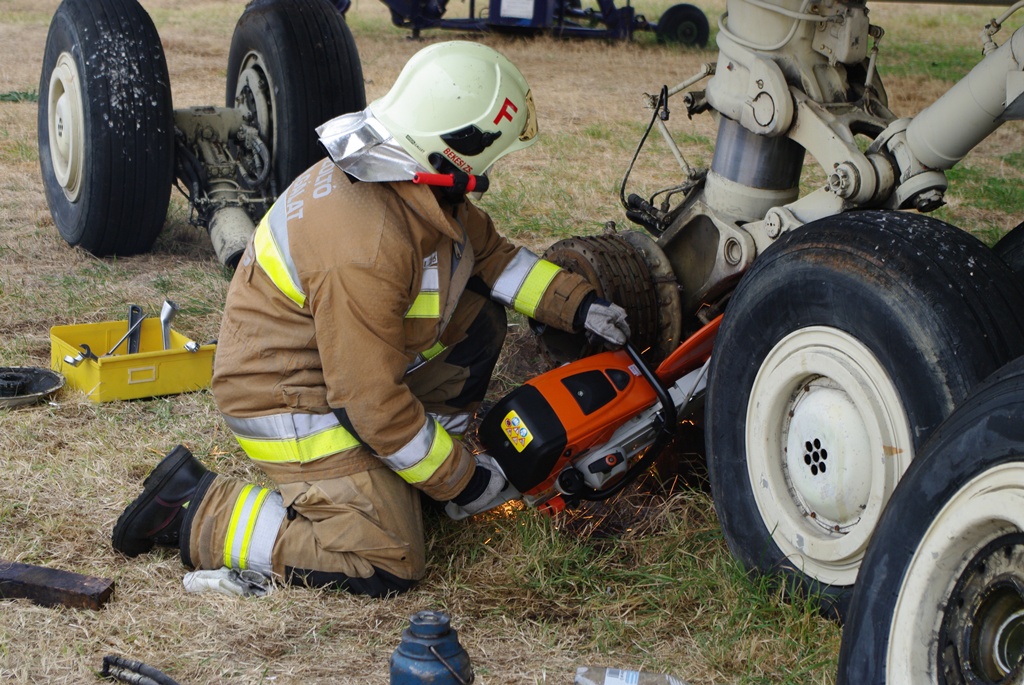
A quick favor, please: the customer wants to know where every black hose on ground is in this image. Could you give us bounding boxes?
[101,655,182,685]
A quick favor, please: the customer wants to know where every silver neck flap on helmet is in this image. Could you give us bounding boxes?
[316,108,427,183]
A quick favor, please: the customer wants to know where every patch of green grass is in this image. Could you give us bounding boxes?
[0,139,37,163]
[877,42,980,83]
[933,163,1024,244]
[1001,150,1024,170]
[965,172,1024,214]
[150,274,177,294]
[622,120,714,173]
[0,90,37,103]
[582,123,615,141]
[0,128,40,163]
[673,130,713,149]
[429,490,840,682]
[344,11,408,38]
[481,185,583,240]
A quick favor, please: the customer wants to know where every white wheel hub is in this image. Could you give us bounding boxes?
[887,463,1024,682]
[747,326,913,586]
[234,52,275,154]
[48,52,85,201]
[785,379,873,525]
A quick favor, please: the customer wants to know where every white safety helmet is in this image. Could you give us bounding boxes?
[370,41,538,176]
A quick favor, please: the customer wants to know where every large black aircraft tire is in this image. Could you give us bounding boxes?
[838,355,1024,683]
[226,0,366,198]
[38,0,174,256]
[705,210,1024,620]
[995,219,1024,280]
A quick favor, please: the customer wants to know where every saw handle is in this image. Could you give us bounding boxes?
[626,342,678,435]
[576,342,678,502]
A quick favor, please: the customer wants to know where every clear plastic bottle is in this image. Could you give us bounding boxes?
[574,666,689,685]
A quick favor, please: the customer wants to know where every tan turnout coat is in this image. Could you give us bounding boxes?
[212,158,593,502]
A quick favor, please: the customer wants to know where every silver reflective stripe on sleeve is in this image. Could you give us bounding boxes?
[491,249,539,307]
[378,416,453,485]
[490,249,561,318]
[223,486,286,577]
[433,412,473,437]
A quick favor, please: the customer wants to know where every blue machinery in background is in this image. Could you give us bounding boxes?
[366,0,710,45]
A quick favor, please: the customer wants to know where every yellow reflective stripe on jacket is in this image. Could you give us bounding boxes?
[515,260,560,318]
[224,412,361,464]
[223,484,271,570]
[407,341,448,374]
[421,340,447,361]
[406,291,440,318]
[406,252,440,319]
[491,249,561,318]
[253,201,306,308]
[380,417,454,485]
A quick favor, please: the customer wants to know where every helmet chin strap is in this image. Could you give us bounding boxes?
[420,155,490,203]
[413,172,489,194]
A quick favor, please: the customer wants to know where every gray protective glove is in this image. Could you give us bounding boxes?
[182,568,272,597]
[445,453,519,520]
[580,297,630,346]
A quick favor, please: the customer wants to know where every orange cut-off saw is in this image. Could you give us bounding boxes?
[478,315,721,514]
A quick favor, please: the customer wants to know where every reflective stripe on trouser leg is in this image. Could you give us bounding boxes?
[180,476,286,578]
[223,485,286,577]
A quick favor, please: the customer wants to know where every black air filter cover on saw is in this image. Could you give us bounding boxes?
[478,383,568,494]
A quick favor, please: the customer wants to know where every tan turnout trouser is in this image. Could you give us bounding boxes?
[181,293,507,597]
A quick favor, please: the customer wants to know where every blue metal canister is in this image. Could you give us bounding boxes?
[389,610,474,684]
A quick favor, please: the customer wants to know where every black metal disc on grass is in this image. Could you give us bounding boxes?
[0,367,65,409]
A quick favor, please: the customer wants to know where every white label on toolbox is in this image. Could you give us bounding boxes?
[628,364,641,376]
[127,366,157,384]
[500,0,534,19]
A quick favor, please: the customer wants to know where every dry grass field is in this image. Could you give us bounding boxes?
[2,1,1023,683]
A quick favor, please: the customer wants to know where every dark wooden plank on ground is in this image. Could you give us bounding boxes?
[0,559,114,610]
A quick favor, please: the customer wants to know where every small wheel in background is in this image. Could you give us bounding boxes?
[38,0,174,256]
[838,355,1024,684]
[655,4,710,47]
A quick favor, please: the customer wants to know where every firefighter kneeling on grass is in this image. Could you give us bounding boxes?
[111,41,629,597]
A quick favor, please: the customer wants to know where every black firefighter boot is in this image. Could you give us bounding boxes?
[112,444,215,557]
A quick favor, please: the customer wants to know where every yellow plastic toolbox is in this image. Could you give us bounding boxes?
[50,319,216,403]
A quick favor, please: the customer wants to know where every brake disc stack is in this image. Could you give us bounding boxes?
[540,227,681,365]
